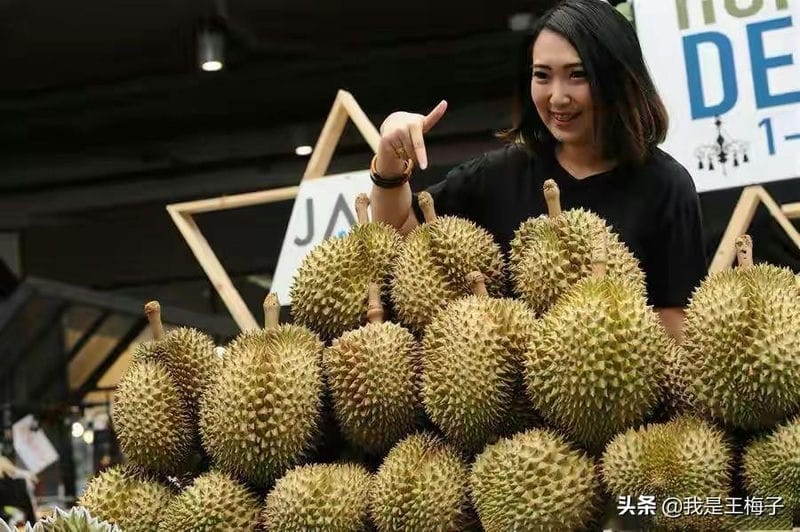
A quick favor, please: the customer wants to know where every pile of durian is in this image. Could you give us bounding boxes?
[66,184,800,531]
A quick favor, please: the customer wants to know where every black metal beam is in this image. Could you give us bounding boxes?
[25,277,238,336]
[0,281,34,332]
[66,309,112,363]
[30,309,112,398]
[70,316,147,403]
[0,299,69,383]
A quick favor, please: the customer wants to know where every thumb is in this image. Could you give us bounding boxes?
[422,100,448,133]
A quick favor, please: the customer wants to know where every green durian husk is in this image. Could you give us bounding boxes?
[422,295,535,452]
[26,507,121,532]
[290,221,401,340]
[391,215,505,334]
[112,361,193,474]
[682,264,800,430]
[323,320,422,455]
[371,433,471,532]
[158,471,261,531]
[743,415,800,517]
[78,466,173,532]
[132,326,218,417]
[524,276,668,453]
[263,463,372,532]
[510,209,645,316]
[601,416,732,531]
[199,324,324,487]
[471,428,600,531]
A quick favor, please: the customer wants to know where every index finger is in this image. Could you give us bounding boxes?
[422,100,448,133]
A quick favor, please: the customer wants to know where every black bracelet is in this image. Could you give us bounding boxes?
[369,154,412,189]
[370,172,408,189]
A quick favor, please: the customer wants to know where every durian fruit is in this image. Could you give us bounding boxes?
[78,466,174,531]
[743,415,800,518]
[731,512,794,531]
[133,301,218,417]
[371,432,472,532]
[25,507,121,532]
[601,416,732,531]
[523,231,668,452]
[659,340,695,417]
[682,235,800,430]
[391,191,505,333]
[323,282,422,455]
[262,463,372,531]
[112,356,193,474]
[158,471,261,531]
[422,271,536,451]
[471,428,599,531]
[200,293,323,487]
[290,193,402,340]
[509,179,644,315]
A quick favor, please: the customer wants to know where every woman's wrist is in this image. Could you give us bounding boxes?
[370,154,413,188]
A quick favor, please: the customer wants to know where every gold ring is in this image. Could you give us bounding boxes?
[394,146,409,160]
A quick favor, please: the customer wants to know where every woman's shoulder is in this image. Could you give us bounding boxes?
[637,148,698,197]
[448,142,533,181]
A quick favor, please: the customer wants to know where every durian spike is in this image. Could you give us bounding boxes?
[418,191,438,223]
[144,301,164,340]
[264,293,280,330]
[355,193,370,224]
[735,234,754,269]
[591,228,608,279]
[466,271,489,297]
[366,282,384,324]
[543,179,562,218]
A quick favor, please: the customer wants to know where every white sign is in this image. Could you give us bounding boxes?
[272,170,373,305]
[12,415,59,475]
[634,0,800,192]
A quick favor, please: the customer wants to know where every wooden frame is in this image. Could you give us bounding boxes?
[709,185,800,273]
[167,90,380,331]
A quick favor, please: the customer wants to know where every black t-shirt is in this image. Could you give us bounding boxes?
[411,143,708,308]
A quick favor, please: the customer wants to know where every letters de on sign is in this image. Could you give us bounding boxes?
[634,0,800,192]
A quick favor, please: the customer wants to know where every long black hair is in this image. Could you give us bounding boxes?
[498,0,668,166]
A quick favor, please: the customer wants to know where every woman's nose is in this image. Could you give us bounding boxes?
[550,84,571,107]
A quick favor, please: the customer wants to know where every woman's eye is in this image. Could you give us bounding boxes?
[571,70,587,79]
[532,71,548,80]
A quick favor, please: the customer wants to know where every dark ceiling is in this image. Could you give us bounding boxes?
[0,0,562,297]
[0,0,553,200]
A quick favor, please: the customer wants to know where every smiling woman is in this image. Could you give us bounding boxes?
[369,0,708,342]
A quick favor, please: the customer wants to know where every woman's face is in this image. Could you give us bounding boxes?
[531,29,594,148]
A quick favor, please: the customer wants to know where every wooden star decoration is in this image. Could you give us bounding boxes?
[166,90,380,330]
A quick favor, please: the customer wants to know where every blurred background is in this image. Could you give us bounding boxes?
[0,0,798,522]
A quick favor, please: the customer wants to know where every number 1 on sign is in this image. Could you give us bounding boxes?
[759,117,776,155]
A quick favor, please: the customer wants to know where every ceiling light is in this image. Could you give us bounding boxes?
[198,26,225,72]
[295,145,313,156]
[71,422,84,439]
[82,430,94,445]
[201,60,223,72]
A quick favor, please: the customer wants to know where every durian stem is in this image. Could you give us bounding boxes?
[466,271,489,297]
[543,179,562,218]
[735,234,754,269]
[263,293,280,330]
[418,191,438,223]
[144,301,164,340]
[355,193,370,224]
[366,283,384,323]
[591,229,608,279]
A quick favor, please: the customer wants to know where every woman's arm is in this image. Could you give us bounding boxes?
[370,183,419,236]
[369,101,448,235]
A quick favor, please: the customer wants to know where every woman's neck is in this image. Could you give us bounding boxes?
[556,142,616,179]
